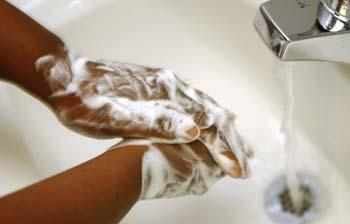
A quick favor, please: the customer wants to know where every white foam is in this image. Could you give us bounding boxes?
[113,140,222,200]
[35,49,200,142]
[35,48,252,178]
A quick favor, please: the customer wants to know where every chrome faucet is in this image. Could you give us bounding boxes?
[254,0,350,63]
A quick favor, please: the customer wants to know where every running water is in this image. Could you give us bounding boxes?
[274,59,303,211]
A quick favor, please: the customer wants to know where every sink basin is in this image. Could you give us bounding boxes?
[1,0,350,223]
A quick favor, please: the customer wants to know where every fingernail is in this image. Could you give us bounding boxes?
[230,160,250,179]
[217,151,249,179]
[175,118,200,142]
[185,126,200,141]
[241,137,254,158]
[230,163,243,178]
[246,149,254,158]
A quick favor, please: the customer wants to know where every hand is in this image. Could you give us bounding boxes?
[36,47,253,178]
[174,77,254,178]
[112,119,253,200]
[35,48,213,143]
[112,139,224,200]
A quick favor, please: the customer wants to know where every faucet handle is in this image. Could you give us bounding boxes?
[318,0,350,31]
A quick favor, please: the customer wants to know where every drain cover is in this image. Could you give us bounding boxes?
[279,184,313,217]
[265,174,327,224]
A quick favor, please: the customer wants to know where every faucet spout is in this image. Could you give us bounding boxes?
[254,0,350,63]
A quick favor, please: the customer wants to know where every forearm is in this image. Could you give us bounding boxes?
[0,145,145,224]
[0,1,64,102]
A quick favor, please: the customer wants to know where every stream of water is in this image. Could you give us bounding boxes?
[274,60,303,210]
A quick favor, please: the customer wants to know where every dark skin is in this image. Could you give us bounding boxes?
[0,1,63,102]
[0,146,145,224]
[0,2,227,223]
[0,2,155,223]
[0,141,218,224]
[0,1,251,224]
[0,1,201,142]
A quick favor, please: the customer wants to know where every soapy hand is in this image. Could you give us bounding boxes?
[112,139,224,200]
[112,119,253,200]
[175,78,254,178]
[35,47,253,178]
[35,48,206,143]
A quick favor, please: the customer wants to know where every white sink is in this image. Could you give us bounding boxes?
[1,0,350,223]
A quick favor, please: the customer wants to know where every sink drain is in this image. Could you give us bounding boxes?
[265,174,327,224]
[279,184,313,217]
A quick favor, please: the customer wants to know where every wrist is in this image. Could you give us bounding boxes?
[35,46,70,107]
[107,144,147,200]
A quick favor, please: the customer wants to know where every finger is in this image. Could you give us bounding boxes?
[182,141,222,170]
[172,82,215,129]
[176,88,213,128]
[220,122,252,178]
[160,97,212,130]
[200,127,249,178]
[110,105,200,143]
[240,135,254,158]
[205,139,249,179]
[176,76,218,107]
[54,95,200,142]
[216,144,250,179]
[156,75,213,129]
